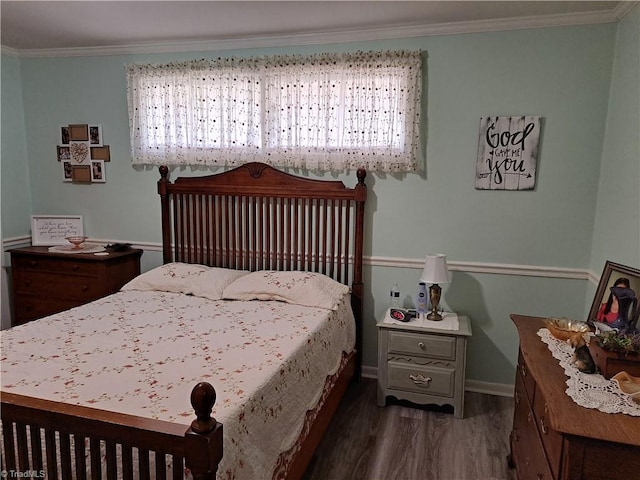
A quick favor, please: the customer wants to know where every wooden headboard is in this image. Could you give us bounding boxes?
[158,162,367,371]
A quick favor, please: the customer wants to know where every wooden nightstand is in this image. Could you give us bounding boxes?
[377,311,471,418]
[8,246,142,326]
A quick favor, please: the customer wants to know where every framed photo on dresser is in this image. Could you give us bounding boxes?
[588,261,640,330]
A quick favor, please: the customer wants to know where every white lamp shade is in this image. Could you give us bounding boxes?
[420,254,449,284]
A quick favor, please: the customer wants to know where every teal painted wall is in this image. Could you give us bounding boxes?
[3,16,638,387]
[1,54,31,238]
[591,6,640,274]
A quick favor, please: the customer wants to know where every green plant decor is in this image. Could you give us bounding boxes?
[596,331,640,355]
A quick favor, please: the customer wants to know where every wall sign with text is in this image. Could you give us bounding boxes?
[475,116,541,191]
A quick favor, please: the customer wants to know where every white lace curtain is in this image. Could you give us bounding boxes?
[126,50,422,172]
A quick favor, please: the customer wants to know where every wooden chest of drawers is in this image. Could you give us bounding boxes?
[509,315,640,480]
[377,313,471,418]
[8,246,142,326]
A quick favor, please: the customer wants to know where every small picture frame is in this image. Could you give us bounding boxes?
[91,160,106,183]
[68,124,89,141]
[60,125,70,145]
[588,261,640,330]
[89,124,102,146]
[57,145,71,161]
[31,214,83,246]
[90,145,111,162]
[62,161,73,182]
[72,165,91,183]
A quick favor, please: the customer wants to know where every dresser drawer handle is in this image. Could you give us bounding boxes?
[417,341,426,350]
[409,374,432,386]
[29,260,38,267]
[514,390,520,405]
[81,285,89,292]
[72,264,80,271]
[539,416,548,434]
[520,364,528,377]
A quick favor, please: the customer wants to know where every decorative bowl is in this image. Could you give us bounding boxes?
[544,317,590,342]
[612,371,640,404]
[65,235,88,249]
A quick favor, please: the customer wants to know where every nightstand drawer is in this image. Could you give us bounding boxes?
[388,331,456,359]
[12,256,100,276]
[387,360,455,397]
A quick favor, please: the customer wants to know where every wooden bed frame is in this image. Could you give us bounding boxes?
[2,162,367,480]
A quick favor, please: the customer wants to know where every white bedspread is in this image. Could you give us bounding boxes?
[0,290,355,480]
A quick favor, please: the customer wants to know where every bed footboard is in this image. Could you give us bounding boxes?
[1,383,222,480]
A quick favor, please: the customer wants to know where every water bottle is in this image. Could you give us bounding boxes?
[390,283,401,308]
[416,282,428,316]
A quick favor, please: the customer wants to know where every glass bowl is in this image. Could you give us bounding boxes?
[544,317,590,341]
[65,236,88,249]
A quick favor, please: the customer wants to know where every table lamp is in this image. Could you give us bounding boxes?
[420,254,450,321]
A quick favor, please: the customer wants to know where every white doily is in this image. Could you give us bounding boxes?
[48,243,105,254]
[537,328,640,416]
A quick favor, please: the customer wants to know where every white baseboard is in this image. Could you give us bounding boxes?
[465,379,514,398]
[361,365,514,398]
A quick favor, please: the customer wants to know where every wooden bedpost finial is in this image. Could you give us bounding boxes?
[356,168,366,186]
[159,165,169,181]
[190,382,217,433]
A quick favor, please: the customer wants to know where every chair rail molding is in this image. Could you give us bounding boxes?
[1,236,598,284]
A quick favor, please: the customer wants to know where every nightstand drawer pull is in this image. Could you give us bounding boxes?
[417,341,426,350]
[409,374,432,386]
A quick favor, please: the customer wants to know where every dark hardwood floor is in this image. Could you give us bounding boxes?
[303,378,516,480]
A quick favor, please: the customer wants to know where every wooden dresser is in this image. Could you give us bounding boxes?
[509,314,640,480]
[9,246,142,326]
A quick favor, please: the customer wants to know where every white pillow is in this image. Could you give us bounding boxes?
[121,262,211,294]
[222,270,350,310]
[190,267,249,301]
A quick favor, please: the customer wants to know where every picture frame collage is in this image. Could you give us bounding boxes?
[57,123,110,183]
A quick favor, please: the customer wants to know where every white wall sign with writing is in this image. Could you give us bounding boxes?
[475,116,541,190]
[31,215,84,246]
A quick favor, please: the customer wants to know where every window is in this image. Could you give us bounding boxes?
[126,51,422,172]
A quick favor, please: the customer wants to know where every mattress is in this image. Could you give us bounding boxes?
[1,288,355,479]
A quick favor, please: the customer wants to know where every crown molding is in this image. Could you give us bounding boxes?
[615,1,639,19]
[8,9,620,59]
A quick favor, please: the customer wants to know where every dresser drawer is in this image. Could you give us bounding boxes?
[533,387,563,478]
[13,295,81,325]
[12,255,100,276]
[518,350,536,405]
[13,271,100,300]
[387,359,455,397]
[388,331,456,359]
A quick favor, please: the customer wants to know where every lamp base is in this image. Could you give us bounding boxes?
[427,283,443,321]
